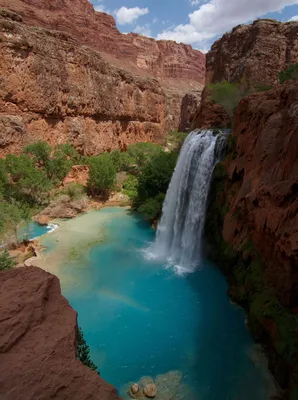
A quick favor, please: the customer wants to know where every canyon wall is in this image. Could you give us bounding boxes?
[192,19,298,129]
[206,81,298,397]
[0,0,205,155]
[0,266,120,400]
[0,9,167,155]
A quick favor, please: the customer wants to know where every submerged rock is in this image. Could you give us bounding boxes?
[143,383,157,398]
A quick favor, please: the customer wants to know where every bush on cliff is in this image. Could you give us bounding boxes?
[76,327,98,373]
[279,63,298,84]
[209,81,247,120]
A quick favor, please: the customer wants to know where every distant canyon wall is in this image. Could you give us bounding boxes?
[192,19,298,129]
[0,0,205,156]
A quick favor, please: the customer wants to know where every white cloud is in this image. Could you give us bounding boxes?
[190,0,201,5]
[289,14,298,20]
[133,24,152,37]
[114,6,149,25]
[94,5,105,12]
[157,0,298,46]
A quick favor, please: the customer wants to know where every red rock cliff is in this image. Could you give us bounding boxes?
[0,9,169,155]
[0,266,121,400]
[192,19,298,129]
[0,0,205,155]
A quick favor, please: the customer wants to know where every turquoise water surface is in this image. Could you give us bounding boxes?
[48,207,275,399]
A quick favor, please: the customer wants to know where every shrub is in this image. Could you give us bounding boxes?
[0,250,17,271]
[138,194,165,221]
[76,327,98,373]
[279,63,298,84]
[209,81,250,120]
[87,154,116,198]
[62,183,85,200]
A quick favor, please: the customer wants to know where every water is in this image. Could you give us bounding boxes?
[50,207,276,400]
[150,130,228,273]
[19,222,58,241]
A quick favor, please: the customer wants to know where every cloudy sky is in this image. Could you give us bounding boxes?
[91,0,298,52]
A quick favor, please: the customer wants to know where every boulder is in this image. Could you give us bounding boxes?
[143,384,157,398]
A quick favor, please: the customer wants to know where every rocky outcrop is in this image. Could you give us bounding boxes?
[0,0,205,155]
[205,81,298,397]
[0,266,120,400]
[192,19,298,129]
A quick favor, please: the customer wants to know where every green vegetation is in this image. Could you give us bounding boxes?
[209,81,249,120]
[166,131,188,152]
[279,63,298,84]
[87,154,116,198]
[76,327,98,373]
[0,250,17,271]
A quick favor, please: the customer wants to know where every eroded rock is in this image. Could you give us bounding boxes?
[0,266,120,400]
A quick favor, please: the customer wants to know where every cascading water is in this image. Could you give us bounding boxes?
[150,129,228,273]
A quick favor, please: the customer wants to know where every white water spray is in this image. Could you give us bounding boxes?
[150,129,228,274]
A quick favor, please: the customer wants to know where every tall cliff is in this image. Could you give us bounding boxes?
[0,0,205,155]
[206,80,298,399]
[0,266,121,400]
[193,19,298,129]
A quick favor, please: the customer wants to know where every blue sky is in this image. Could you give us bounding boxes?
[91,0,298,52]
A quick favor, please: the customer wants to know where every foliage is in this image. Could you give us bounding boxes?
[126,142,162,173]
[279,63,298,84]
[87,154,116,198]
[24,141,51,167]
[133,151,177,220]
[5,155,52,204]
[209,80,250,120]
[62,183,85,200]
[166,131,188,152]
[0,250,17,271]
[254,84,273,92]
[122,174,138,200]
[76,327,98,373]
[138,194,165,221]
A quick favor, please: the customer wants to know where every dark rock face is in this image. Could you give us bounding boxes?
[192,19,298,129]
[205,81,298,397]
[0,266,121,400]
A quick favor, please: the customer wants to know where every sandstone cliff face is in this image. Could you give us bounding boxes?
[0,266,120,400]
[192,19,298,129]
[0,9,168,155]
[205,81,298,394]
[0,0,205,154]
[0,0,205,85]
[224,82,298,307]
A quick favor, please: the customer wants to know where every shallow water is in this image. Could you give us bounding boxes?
[40,207,275,399]
[20,221,58,241]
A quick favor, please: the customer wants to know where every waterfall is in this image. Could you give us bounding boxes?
[150,129,228,274]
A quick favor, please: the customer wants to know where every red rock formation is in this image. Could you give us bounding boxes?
[0,0,205,86]
[0,9,167,155]
[63,165,90,187]
[0,266,121,400]
[224,81,298,307]
[0,0,205,154]
[192,19,298,129]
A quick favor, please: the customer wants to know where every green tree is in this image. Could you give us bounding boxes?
[0,250,17,271]
[127,143,162,172]
[5,155,52,204]
[279,63,298,84]
[138,194,165,221]
[24,141,51,167]
[76,327,98,373]
[136,151,177,201]
[87,154,116,198]
[209,81,248,121]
